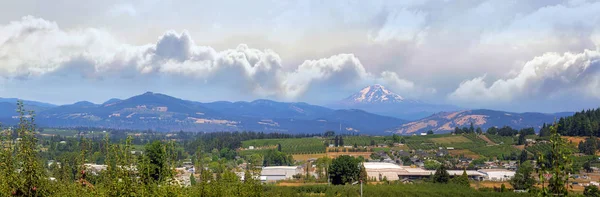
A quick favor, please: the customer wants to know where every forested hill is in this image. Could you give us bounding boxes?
[539,108,600,137]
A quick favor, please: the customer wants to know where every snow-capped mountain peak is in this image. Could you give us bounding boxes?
[342,84,406,104]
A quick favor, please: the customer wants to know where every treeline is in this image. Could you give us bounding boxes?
[453,123,535,137]
[552,108,600,137]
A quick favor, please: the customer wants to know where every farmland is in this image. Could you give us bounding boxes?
[430,136,472,144]
[241,138,326,154]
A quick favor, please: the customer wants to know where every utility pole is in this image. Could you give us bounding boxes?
[360,180,363,197]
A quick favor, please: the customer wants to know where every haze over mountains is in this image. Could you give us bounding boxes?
[0,86,575,135]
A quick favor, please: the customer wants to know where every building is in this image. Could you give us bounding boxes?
[478,169,515,181]
[260,166,302,182]
[363,162,486,181]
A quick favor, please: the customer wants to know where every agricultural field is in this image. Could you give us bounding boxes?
[242,138,326,154]
[485,134,515,145]
[525,143,577,154]
[430,136,472,144]
[448,149,481,159]
[343,136,387,146]
[469,144,519,158]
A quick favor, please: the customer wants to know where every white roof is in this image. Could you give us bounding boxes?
[363,162,404,169]
[263,166,299,170]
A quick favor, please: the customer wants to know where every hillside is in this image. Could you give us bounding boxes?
[1,92,406,134]
[390,109,573,135]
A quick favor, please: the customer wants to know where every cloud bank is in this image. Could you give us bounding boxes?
[0,16,426,102]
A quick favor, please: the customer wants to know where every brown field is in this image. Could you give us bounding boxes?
[471,181,512,189]
[292,151,375,161]
[448,149,481,159]
[478,135,496,145]
[513,145,525,150]
[326,151,372,158]
[562,136,588,145]
[430,136,472,144]
[292,153,327,161]
[277,182,328,186]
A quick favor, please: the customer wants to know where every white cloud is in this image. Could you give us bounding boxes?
[0,16,425,101]
[449,49,600,103]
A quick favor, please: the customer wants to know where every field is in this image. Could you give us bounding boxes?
[485,134,514,145]
[469,145,518,158]
[448,149,481,159]
[562,136,588,145]
[430,136,472,144]
[291,153,326,161]
[242,138,326,154]
[343,136,387,146]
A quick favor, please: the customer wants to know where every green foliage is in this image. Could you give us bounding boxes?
[242,138,325,154]
[510,161,535,190]
[585,185,600,197]
[328,155,360,185]
[536,124,573,196]
[451,170,469,187]
[263,149,294,166]
[424,160,441,170]
[579,137,598,155]
[433,164,450,184]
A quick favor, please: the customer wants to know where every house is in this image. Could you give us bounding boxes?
[420,133,427,136]
[248,146,255,150]
[260,166,302,182]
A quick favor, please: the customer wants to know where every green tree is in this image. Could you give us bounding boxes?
[510,161,534,190]
[424,160,441,170]
[328,155,360,185]
[359,163,368,183]
[190,174,197,186]
[433,164,450,183]
[451,169,469,187]
[519,149,528,164]
[537,123,572,196]
[427,130,434,135]
[584,185,600,197]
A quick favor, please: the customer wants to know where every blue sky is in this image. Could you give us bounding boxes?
[0,0,599,113]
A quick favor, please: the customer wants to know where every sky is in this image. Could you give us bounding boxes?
[0,0,600,113]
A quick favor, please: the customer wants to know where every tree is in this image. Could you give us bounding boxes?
[584,160,594,173]
[517,134,526,145]
[190,174,197,186]
[501,183,507,192]
[476,127,483,134]
[324,131,335,137]
[469,122,475,133]
[140,140,172,183]
[315,157,332,181]
[486,127,498,135]
[451,170,469,187]
[427,130,434,135]
[579,137,598,155]
[328,155,360,185]
[392,134,400,143]
[359,164,368,183]
[433,164,450,183]
[424,160,441,170]
[339,136,344,147]
[510,161,534,190]
[537,123,572,196]
[370,140,376,146]
[584,185,600,197]
[519,150,528,164]
[277,143,282,152]
[400,138,406,144]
